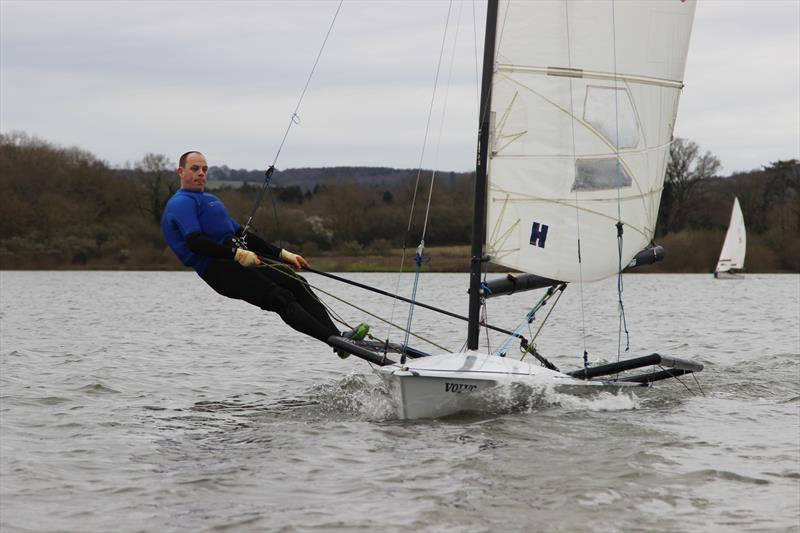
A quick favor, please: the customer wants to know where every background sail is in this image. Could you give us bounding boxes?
[486,0,696,282]
[715,197,746,273]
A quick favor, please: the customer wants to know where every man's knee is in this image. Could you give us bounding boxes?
[260,287,296,313]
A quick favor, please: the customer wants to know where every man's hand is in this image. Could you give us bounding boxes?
[280,249,309,270]
[234,248,261,267]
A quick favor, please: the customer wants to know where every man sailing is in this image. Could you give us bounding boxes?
[161,151,368,355]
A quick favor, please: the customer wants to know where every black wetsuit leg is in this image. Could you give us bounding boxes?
[253,263,339,333]
[200,260,338,343]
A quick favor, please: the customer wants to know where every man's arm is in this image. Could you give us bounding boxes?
[185,232,237,259]
[186,232,261,267]
[232,227,307,269]
[235,228,282,259]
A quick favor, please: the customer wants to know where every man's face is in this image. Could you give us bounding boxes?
[178,153,208,192]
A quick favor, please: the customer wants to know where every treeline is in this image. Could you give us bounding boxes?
[651,139,799,273]
[0,132,472,269]
[0,131,797,272]
[208,165,443,191]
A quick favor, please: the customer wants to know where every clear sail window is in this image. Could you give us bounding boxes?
[572,158,632,191]
[583,86,639,149]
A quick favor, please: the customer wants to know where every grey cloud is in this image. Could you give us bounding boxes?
[1,0,797,173]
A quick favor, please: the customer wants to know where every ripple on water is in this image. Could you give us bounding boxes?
[76,383,120,395]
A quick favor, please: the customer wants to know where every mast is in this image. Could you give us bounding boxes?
[467,0,499,351]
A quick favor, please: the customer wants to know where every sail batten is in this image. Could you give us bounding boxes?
[496,63,685,89]
[486,0,696,282]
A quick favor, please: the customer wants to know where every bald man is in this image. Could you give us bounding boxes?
[161,151,368,355]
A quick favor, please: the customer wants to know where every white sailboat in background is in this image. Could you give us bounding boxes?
[328,0,704,418]
[714,197,747,278]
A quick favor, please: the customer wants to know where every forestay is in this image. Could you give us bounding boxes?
[486,0,696,282]
[715,197,746,273]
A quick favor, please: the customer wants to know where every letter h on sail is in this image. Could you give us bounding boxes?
[529,221,549,248]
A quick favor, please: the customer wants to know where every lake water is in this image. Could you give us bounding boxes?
[1,271,798,532]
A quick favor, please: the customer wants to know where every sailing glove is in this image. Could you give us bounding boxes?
[280,249,309,269]
[234,248,261,267]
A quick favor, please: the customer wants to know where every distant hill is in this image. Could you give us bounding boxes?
[208,165,472,191]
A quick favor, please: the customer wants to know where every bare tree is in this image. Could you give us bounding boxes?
[658,137,721,234]
[135,153,177,224]
[762,159,800,235]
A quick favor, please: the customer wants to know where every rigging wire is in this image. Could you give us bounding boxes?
[240,0,344,239]
[481,290,491,354]
[495,283,565,359]
[519,286,565,366]
[385,0,454,357]
[401,0,465,359]
[655,365,705,397]
[563,1,590,369]
[420,0,463,242]
[610,0,631,359]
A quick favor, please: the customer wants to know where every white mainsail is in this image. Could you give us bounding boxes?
[715,197,746,273]
[485,0,696,282]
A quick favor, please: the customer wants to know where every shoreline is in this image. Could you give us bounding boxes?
[1,258,797,274]
[1,242,797,274]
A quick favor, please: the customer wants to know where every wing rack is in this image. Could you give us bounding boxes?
[566,353,703,384]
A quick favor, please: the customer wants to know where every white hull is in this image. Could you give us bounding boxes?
[376,351,638,419]
[714,270,744,280]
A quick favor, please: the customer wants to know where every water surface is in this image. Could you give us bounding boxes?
[1,272,798,532]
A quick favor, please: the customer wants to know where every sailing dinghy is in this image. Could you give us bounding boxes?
[713,197,746,279]
[328,0,703,419]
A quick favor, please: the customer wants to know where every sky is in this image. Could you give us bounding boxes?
[1,0,798,175]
